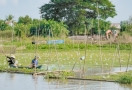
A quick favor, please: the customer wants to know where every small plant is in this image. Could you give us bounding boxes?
[44,70,75,80]
[60,70,75,80]
[117,75,132,84]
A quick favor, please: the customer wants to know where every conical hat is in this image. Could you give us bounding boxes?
[11,54,15,58]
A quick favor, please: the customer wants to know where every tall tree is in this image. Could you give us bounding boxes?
[39,0,116,34]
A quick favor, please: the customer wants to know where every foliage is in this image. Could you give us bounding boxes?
[5,15,14,21]
[117,71,132,84]
[44,70,75,80]
[120,15,132,35]
[30,19,69,37]
[117,75,132,84]
[18,15,32,25]
[0,20,8,30]
[0,15,69,38]
[91,19,111,35]
[14,23,31,38]
[24,43,132,51]
[40,0,116,34]
[5,14,14,28]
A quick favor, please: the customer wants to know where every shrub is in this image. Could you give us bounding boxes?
[117,75,132,84]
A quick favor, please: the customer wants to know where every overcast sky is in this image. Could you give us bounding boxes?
[0,0,132,23]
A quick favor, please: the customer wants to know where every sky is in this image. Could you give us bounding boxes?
[0,0,132,23]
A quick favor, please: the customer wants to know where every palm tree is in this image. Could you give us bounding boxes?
[5,14,14,26]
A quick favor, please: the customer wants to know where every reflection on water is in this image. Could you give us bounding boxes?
[0,72,132,90]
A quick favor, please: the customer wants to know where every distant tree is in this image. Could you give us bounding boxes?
[6,14,14,21]
[88,19,111,35]
[15,23,31,38]
[32,19,40,24]
[120,21,127,32]
[0,19,7,30]
[5,14,14,27]
[18,15,32,25]
[120,15,132,35]
[127,16,132,33]
[30,19,69,37]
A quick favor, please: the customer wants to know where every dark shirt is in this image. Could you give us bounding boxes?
[7,56,15,65]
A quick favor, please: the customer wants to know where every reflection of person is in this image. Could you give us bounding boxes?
[10,73,15,80]
[6,54,18,67]
[31,56,39,68]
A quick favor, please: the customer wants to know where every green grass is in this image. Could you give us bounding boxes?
[86,70,132,84]
[0,49,131,69]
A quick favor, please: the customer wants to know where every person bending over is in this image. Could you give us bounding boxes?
[6,54,18,67]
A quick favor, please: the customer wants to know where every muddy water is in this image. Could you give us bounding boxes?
[0,72,132,90]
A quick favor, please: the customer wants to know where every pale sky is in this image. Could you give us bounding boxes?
[0,0,132,23]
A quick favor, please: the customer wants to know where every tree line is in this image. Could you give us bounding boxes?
[0,15,68,38]
[1,0,131,38]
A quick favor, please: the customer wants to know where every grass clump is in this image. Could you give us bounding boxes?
[118,75,132,84]
[117,74,132,84]
[44,70,75,79]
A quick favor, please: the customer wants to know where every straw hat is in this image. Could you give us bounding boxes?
[11,54,15,58]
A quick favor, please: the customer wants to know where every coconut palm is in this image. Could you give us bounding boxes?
[5,14,14,26]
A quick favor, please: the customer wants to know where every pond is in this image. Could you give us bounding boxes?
[0,72,132,90]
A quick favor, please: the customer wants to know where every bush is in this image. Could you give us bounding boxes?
[117,75,132,84]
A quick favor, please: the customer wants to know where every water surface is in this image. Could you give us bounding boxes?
[0,72,132,90]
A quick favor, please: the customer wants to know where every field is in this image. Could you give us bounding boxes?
[0,48,131,70]
[0,36,131,70]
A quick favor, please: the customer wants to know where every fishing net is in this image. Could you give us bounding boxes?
[0,45,16,54]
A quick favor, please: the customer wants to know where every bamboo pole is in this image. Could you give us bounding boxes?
[110,45,118,72]
[117,42,122,71]
[126,45,131,72]
[97,2,103,73]
[50,27,60,71]
[82,23,87,78]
